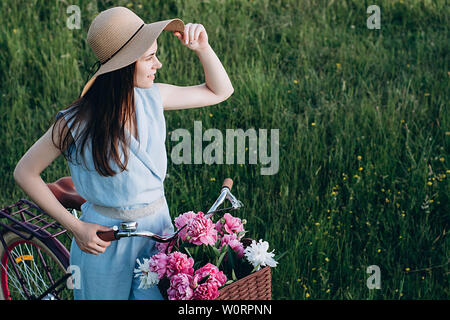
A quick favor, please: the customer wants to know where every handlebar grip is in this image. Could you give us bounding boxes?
[97,230,118,242]
[222,178,233,191]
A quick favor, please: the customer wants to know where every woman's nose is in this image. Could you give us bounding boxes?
[153,56,162,69]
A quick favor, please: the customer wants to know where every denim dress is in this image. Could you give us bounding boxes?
[56,84,173,300]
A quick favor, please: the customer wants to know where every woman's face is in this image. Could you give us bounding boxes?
[134,40,162,88]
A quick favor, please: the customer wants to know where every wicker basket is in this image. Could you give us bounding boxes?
[216,266,271,300]
[216,238,271,300]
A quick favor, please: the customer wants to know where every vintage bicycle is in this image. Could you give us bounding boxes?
[0,177,243,300]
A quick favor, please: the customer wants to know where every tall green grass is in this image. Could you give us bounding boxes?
[1,0,448,299]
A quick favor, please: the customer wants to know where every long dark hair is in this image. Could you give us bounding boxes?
[52,62,139,177]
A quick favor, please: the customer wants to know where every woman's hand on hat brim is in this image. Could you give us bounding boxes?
[173,23,209,52]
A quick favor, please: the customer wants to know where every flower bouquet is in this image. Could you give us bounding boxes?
[133,210,280,300]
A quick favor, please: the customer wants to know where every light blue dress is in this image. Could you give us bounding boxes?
[56,84,173,300]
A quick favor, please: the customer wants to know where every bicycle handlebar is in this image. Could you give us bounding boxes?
[97,178,241,242]
[222,178,233,191]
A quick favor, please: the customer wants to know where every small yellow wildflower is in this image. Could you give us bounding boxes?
[305,292,310,298]
[293,79,299,84]
[325,257,330,262]
[405,267,410,272]
[209,113,213,118]
[377,249,381,253]
[357,155,362,161]
[336,63,341,70]
[13,29,17,34]
[126,3,133,8]
[358,167,364,171]
[439,157,444,162]
[210,177,216,182]
[311,122,316,126]
[424,93,430,96]
[427,181,433,186]
[314,222,320,226]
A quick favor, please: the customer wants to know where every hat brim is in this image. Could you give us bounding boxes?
[80,18,184,97]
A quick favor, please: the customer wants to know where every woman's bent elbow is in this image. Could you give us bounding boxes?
[13,163,28,185]
[13,165,23,184]
[221,87,234,102]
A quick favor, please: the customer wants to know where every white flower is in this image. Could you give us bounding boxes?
[134,258,160,289]
[244,239,278,271]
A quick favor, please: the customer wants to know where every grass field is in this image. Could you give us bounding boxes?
[0,0,448,299]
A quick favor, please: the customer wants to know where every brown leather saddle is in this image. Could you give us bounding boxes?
[47,177,86,211]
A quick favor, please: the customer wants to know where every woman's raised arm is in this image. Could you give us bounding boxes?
[157,23,234,110]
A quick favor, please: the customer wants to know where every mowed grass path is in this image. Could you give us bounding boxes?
[0,0,448,299]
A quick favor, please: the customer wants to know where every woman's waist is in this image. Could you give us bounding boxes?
[82,187,164,209]
[88,195,167,222]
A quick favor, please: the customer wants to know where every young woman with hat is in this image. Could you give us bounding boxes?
[13,7,233,299]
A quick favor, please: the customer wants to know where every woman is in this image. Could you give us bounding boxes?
[13,7,233,299]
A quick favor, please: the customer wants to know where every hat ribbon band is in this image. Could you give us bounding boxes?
[100,23,145,65]
[86,23,145,81]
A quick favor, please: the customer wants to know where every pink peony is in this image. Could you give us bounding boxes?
[167,273,194,300]
[166,252,194,277]
[193,282,219,300]
[174,211,197,241]
[155,240,175,254]
[148,252,168,279]
[186,212,217,246]
[215,213,245,236]
[220,234,245,258]
[193,263,227,288]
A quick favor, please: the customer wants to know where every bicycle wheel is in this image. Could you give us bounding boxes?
[0,231,73,300]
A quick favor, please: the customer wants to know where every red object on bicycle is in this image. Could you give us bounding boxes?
[47,177,86,211]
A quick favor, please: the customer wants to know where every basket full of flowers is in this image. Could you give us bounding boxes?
[133,208,280,300]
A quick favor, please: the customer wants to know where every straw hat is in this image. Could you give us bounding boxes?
[81,6,184,97]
